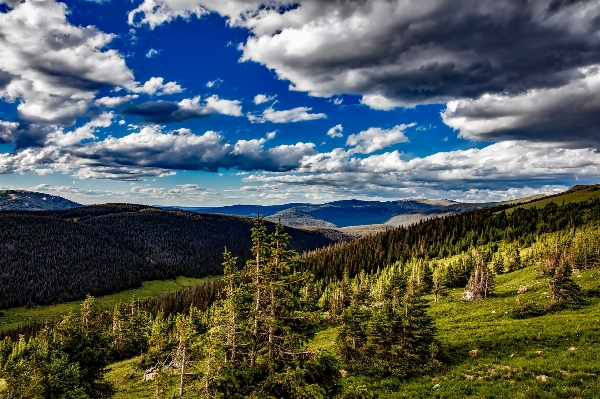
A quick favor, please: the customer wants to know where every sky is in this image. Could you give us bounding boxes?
[1,0,600,206]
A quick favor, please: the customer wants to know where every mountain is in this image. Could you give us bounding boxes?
[165,195,548,228]
[0,204,342,309]
[0,190,81,211]
[265,208,337,228]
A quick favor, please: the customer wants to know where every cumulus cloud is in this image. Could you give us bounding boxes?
[248,106,326,123]
[204,95,242,116]
[46,112,115,146]
[253,94,277,105]
[206,79,223,88]
[0,124,317,179]
[236,141,600,198]
[125,0,600,146]
[0,120,18,144]
[442,66,600,147]
[327,124,343,138]
[346,124,414,154]
[0,0,133,126]
[122,95,242,123]
[95,95,139,108]
[131,77,184,96]
[128,0,208,29]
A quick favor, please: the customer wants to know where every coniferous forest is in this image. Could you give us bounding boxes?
[0,205,338,309]
[1,195,600,397]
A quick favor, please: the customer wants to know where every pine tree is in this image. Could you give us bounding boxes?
[546,250,584,309]
[199,218,341,398]
[432,266,446,303]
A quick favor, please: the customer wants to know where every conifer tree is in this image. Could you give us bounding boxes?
[432,266,446,303]
[546,250,584,309]
[199,218,340,398]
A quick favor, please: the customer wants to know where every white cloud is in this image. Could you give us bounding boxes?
[0,0,134,125]
[248,106,326,123]
[95,95,139,108]
[46,112,115,147]
[204,94,242,117]
[360,94,407,111]
[206,79,223,88]
[327,124,343,138]
[132,77,184,96]
[253,93,277,105]
[146,48,160,58]
[238,140,600,198]
[442,66,600,147]
[0,120,18,143]
[333,98,343,105]
[346,124,414,154]
[128,0,208,29]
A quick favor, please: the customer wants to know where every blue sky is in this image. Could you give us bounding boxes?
[1,0,600,205]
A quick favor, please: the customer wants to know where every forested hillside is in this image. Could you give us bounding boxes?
[302,199,600,280]
[0,190,80,211]
[0,204,340,309]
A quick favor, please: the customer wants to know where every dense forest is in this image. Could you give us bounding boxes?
[0,204,339,308]
[302,199,600,280]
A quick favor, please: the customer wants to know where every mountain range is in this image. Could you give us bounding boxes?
[163,195,547,228]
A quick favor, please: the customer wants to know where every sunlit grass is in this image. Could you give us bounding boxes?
[0,276,206,332]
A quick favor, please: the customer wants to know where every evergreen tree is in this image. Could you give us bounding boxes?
[0,297,115,398]
[199,218,341,398]
[432,266,446,303]
[546,251,584,309]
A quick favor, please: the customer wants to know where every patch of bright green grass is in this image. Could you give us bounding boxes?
[0,276,206,332]
[507,186,600,214]
[107,357,180,399]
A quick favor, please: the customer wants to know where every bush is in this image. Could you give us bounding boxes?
[511,299,546,319]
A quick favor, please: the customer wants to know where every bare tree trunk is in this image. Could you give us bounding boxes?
[179,343,186,397]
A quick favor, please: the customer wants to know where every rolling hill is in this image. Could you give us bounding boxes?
[506,184,600,212]
[0,190,80,211]
[0,204,342,309]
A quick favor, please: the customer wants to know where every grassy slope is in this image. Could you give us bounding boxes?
[507,185,600,213]
[315,266,600,398]
[105,260,600,398]
[0,276,205,332]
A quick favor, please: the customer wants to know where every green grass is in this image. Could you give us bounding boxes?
[0,276,206,332]
[506,185,600,213]
[329,266,600,398]
[107,357,181,399]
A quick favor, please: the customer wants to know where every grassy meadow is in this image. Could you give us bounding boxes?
[0,276,206,332]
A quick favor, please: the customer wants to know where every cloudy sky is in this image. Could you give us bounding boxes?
[1,0,600,205]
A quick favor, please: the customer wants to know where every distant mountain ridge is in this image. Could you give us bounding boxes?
[164,195,548,228]
[0,190,81,211]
